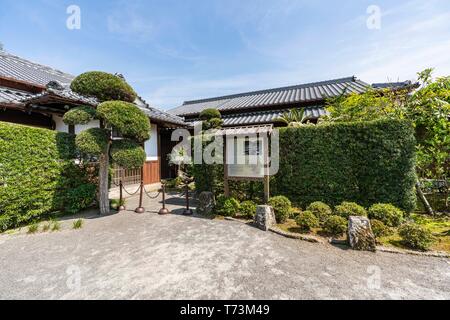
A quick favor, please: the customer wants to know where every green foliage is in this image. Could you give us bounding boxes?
[295,211,319,232]
[199,108,223,130]
[370,219,392,238]
[272,119,417,212]
[306,201,332,223]
[27,222,39,234]
[200,108,221,120]
[62,106,96,125]
[65,184,96,214]
[72,219,84,229]
[111,139,146,169]
[399,223,434,251]
[323,215,348,236]
[240,200,257,219]
[368,203,404,227]
[110,198,125,210]
[289,207,302,219]
[75,127,109,156]
[0,122,96,231]
[216,196,240,217]
[334,202,367,218]
[50,219,61,232]
[275,108,306,126]
[268,196,292,223]
[97,101,150,142]
[70,71,137,102]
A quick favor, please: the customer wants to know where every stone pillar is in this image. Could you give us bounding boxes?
[196,191,215,216]
[348,216,376,252]
[254,205,276,231]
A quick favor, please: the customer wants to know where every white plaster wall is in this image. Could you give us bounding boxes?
[145,124,158,161]
[52,115,99,134]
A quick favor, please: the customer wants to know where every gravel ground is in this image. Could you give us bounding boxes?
[0,193,449,300]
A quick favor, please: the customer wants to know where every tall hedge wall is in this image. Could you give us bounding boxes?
[0,122,96,231]
[273,119,417,211]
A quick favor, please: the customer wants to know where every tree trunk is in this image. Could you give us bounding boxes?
[416,181,434,216]
[98,148,110,215]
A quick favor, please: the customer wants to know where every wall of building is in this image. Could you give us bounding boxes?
[53,114,100,134]
[144,124,158,161]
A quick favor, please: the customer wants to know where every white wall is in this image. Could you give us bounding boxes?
[145,124,158,161]
[53,115,100,134]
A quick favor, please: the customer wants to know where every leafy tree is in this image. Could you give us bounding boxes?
[199,108,223,130]
[64,72,150,215]
[276,108,307,126]
[324,69,450,212]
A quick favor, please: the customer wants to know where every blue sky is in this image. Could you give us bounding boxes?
[1,0,449,110]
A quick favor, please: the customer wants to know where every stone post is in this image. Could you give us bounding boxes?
[254,205,276,231]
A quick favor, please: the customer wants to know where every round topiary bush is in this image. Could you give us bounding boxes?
[398,223,434,251]
[307,201,332,223]
[97,101,150,142]
[368,203,404,227]
[268,196,292,224]
[334,202,367,218]
[110,139,146,169]
[199,108,221,121]
[240,200,257,219]
[216,196,240,217]
[70,71,137,102]
[370,219,392,238]
[295,211,319,232]
[75,128,109,156]
[323,215,348,236]
[289,207,302,219]
[63,106,96,125]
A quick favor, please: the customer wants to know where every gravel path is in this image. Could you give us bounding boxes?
[0,194,449,300]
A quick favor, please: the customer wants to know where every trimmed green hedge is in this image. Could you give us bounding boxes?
[0,122,96,231]
[273,119,417,212]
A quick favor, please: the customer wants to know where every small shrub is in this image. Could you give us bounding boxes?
[65,184,96,214]
[368,203,404,227]
[63,106,96,125]
[199,108,221,121]
[268,196,292,224]
[289,207,302,219]
[334,202,367,218]
[323,215,348,236]
[295,211,319,232]
[75,128,109,156]
[307,201,332,222]
[110,198,125,210]
[399,224,434,251]
[42,222,51,232]
[51,219,61,232]
[27,222,39,234]
[73,219,84,229]
[370,219,391,238]
[240,201,257,219]
[216,196,240,217]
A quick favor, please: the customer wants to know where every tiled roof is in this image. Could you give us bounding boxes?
[0,51,74,86]
[372,80,419,90]
[0,50,187,126]
[0,86,35,105]
[187,106,328,127]
[169,77,370,116]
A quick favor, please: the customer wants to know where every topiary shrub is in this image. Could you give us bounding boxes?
[323,215,348,236]
[368,203,404,227]
[62,106,96,125]
[216,196,240,217]
[295,211,319,232]
[268,196,292,223]
[70,71,137,102]
[75,128,109,156]
[97,101,150,142]
[0,122,96,231]
[307,201,332,223]
[110,139,146,169]
[65,184,97,214]
[334,201,367,218]
[370,219,392,238]
[199,108,221,120]
[398,224,434,251]
[289,207,302,219]
[240,200,257,219]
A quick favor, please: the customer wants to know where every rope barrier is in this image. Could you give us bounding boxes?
[121,184,141,196]
[143,185,161,199]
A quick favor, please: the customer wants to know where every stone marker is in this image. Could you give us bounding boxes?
[254,205,276,231]
[348,216,376,252]
[196,191,215,216]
